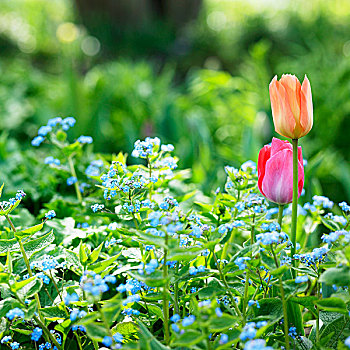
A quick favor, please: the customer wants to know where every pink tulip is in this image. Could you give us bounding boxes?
[269,74,313,139]
[258,138,304,205]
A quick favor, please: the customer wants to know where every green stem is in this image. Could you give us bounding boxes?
[96,302,113,338]
[316,281,320,343]
[270,244,290,350]
[221,191,240,261]
[242,214,255,323]
[280,280,290,350]
[291,139,299,278]
[68,155,83,203]
[163,233,170,345]
[278,205,284,229]
[212,252,241,317]
[174,262,180,314]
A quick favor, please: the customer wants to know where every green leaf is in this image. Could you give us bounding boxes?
[254,298,283,324]
[173,330,204,346]
[23,230,55,256]
[270,265,288,276]
[134,231,167,249]
[209,314,238,332]
[79,243,90,264]
[0,298,15,318]
[319,315,350,347]
[314,298,348,315]
[137,320,169,350]
[13,276,43,300]
[88,254,120,274]
[321,216,341,231]
[84,322,109,341]
[290,296,318,317]
[114,321,138,336]
[89,242,104,263]
[40,306,68,320]
[64,249,82,273]
[0,238,17,254]
[128,271,169,288]
[15,222,45,239]
[319,266,350,286]
[168,246,205,261]
[0,183,4,198]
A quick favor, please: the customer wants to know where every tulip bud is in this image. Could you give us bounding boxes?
[258,138,304,205]
[269,74,313,139]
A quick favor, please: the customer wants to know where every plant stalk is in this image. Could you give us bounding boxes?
[163,233,170,345]
[68,155,83,203]
[290,139,299,278]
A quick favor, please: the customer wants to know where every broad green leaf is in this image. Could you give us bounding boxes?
[290,296,318,317]
[320,266,350,286]
[23,230,55,256]
[0,298,15,318]
[254,298,283,324]
[321,217,341,231]
[0,238,17,254]
[114,322,138,336]
[209,314,238,331]
[15,222,45,239]
[137,320,170,350]
[40,306,68,320]
[128,271,169,288]
[64,249,82,272]
[314,298,348,315]
[88,254,120,274]
[89,242,104,263]
[13,276,43,300]
[173,330,204,346]
[84,322,109,341]
[168,246,205,261]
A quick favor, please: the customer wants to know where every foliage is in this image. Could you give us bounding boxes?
[0,118,349,349]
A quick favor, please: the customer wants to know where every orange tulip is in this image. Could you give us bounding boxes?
[269,74,313,139]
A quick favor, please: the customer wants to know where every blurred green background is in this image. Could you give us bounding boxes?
[0,0,349,203]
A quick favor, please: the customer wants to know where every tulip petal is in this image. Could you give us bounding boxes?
[273,79,297,138]
[280,74,301,122]
[300,75,313,137]
[262,149,294,204]
[270,137,292,156]
[257,144,271,197]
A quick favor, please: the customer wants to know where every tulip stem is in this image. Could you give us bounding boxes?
[291,139,299,278]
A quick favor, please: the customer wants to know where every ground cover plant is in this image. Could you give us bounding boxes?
[0,74,350,350]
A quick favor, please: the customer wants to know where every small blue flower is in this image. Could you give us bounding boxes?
[215,307,223,317]
[6,308,25,320]
[10,342,20,350]
[67,176,77,186]
[339,201,350,213]
[64,293,79,306]
[102,336,112,347]
[45,210,56,220]
[170,314,180,323]
[31,136,45,147]
[1,336,11,344]
[31,327,43,341]
[182,315,195,327]
[77,135,93,144]
[219,333,228,344]
[345,336,350,348]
